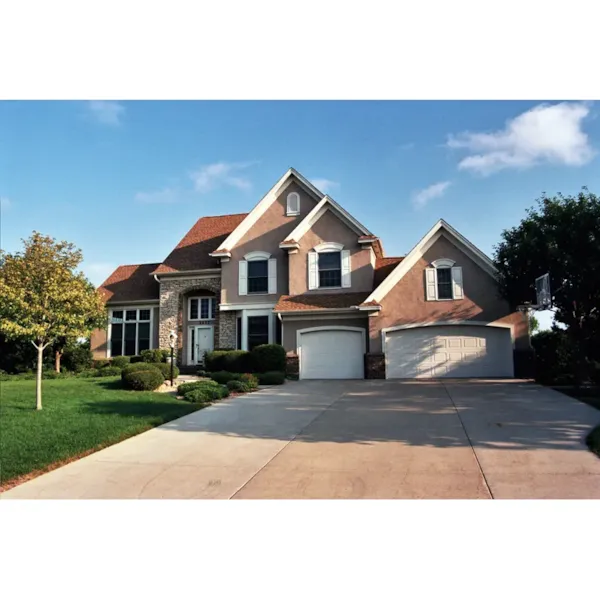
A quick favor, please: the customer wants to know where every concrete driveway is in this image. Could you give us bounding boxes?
[3,380,599,499]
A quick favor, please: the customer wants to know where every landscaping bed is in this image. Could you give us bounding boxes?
[0,377,199,491]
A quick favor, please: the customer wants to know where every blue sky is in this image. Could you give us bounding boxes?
[2,101,598,328]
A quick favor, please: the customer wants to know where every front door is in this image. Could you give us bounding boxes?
[189,326,214,365]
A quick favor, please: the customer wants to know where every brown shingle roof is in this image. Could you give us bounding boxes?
[153,213,248,274]
[274,292,369,312]
[98,263,161,303]
[374,256,404,287]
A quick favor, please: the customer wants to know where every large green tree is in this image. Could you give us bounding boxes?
[0,232,106,409]
[494,189,600,382]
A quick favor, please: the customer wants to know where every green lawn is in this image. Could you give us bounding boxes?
[0,377,198,489]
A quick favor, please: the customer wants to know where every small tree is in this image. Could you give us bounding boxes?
[529,313,540,334]
[494,189,600,384]
[0,232,106,409]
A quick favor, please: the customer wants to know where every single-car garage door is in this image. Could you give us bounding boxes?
[385,325,513,379]
[299,328,365,379]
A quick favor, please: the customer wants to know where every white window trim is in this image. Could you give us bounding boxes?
[239,308,274,351]
[188,296,217,321]
[286,191,300,216]
[427,260,463,301]
[107,306,154,358]
[314,241,344,253]
[244,250,271,261]
[310,242,348,290]
[242,251,275,296]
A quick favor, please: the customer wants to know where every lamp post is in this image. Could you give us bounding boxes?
[168,330,177,387]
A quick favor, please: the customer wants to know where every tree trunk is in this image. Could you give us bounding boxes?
[55,350,62,373]
[36,344,44,410]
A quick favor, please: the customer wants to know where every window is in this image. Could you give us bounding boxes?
[286,191,300,216]
[425,260,464,301]
[318,251,342,288]
[247,316,269,350]
[189,297,216,320]
[436,267,453,300]
[248,260,269,294]
[110,308,152,356]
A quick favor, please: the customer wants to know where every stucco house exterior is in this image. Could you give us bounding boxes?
[91,168,530,379]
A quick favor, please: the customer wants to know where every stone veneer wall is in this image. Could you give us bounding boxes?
[218,311,237,349]
[158,277,222,358]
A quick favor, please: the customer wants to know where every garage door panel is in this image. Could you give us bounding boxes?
[386,325,513,379]
[300,329,364,380]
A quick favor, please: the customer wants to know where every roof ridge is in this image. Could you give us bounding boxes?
[115,262,161,268]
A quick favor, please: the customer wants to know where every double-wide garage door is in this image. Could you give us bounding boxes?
[385,325,514,379]
[299,328,365,379]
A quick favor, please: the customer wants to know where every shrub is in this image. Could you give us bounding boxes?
[205,350,253,373]
[227,380,247,393]
[160,349,171,362]
[197,369,208,377]
[130,355,144,364]
[97,366,122,377]
[219,384,230,398]
[42,369,62,379]
[586,425,600,458]
[121,363,162,384]
[122,368,164,391]
[93,359,110,369]
[257,371,285,385]
[209,371,240,385]
[177,380,222,396]
[62,343,94,372]
[531,330,574,385]
[239,373,259,390]
[183,388,215,404]
[79,368,100,378]
[150,362,180,380]
[110,356,130,369]
[251,344,286,373]
[140,349,165,363]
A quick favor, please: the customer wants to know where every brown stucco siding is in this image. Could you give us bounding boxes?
[368,234,528,352]
[289,208,374,296]
[221,181,319,304]
[282,316,369,353]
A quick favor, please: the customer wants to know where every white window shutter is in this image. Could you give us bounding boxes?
[268,258,277,294]
[308,251,318,290]
[239,260,248,296]
[341,250,351,288]
[425,268,437,301]
[452,266,464,299]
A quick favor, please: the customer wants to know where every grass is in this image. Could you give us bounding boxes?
[0,377,199,490]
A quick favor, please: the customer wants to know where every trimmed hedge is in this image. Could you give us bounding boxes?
[98,366,122,376]
[140,349,166,363]
[150,362,180,380]
[257,371,285,385]
[110,356,131,369]
[177,380,222,397]
[130,355,144,364]
[93,359,111,369]
[183,388,215,404]
[122,368,164,391]
[121,362,160,375]
[79,369,100,378]
[209,371,240,385]
[227,380,248,393]
[205,350,253,373]
[252,344,285,373]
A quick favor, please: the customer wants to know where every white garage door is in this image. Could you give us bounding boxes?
[299,328,365,379]
[385,325,513,379]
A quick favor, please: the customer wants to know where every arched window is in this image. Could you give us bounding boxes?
[286,192,300,216]
[425,259,463,301]
[308,242,351,290]
[239,251,277,295]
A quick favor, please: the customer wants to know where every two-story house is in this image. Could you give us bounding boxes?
[91,168,530,379]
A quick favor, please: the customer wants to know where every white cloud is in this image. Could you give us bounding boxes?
[135,188,178,204]
[87,101,125,126]
[311,178,340,193]
[412,181,451,209]
[83,262,116,287]
[190,161,255,193]
[0,196,11,211]
[447,102,595,175]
